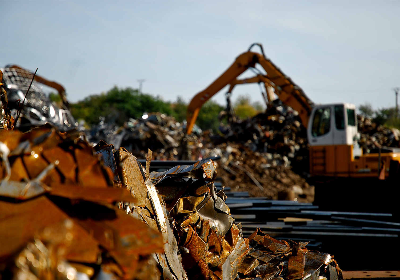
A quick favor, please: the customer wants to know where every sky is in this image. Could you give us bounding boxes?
[1,0,399,111]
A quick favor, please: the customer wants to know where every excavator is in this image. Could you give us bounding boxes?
[186,43,400,210]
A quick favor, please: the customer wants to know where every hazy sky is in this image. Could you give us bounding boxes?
[2,0,399,110]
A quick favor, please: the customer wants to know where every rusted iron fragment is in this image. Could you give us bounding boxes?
[0,128,164,279]
[0,194,164,279]
[10,239,83,280]
[197,194,233,236]
[222,235,250,280]
[147,179,188,280]
[49,184,136,203]
[0,128,114,198]
[117,148,188,280]
[94,140,120,181]
[150,158,217,185]
[238,229,342,280]
[118,147,149,207]
[0,197,99,262]
[151,158,233,237]
[288,245,306,280]
[143,155,341,280]
[170,173,248,280]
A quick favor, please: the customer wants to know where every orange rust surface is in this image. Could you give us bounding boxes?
[0,128,164,279]
[288,247,306,280]
[342,271,400,279]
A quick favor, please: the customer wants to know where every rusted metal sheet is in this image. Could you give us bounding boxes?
[0,127,164,279]
[117,147,188,280]
[342,271,400,279]
[150,157,217,185]
[238,229,340,280]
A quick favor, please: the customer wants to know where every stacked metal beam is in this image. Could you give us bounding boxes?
[220,184,400,271]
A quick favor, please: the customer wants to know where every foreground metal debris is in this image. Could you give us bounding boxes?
[0,126,342,279]
[96,140,342,279]
[0,127,164,279]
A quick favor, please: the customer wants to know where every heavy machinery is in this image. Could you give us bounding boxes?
[186,43,400,210]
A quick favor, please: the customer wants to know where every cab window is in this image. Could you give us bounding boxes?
[334,105,345,130]
[347,108,356,126]
[312,107,331,137]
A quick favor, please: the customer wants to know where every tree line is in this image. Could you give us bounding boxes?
[66,86,264,132]
[54,87,400,132]
[358,103,400,129]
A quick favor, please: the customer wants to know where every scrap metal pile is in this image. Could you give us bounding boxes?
[0,124,342,279]
[216,100,308,170]
[90,101,314,202]
[203,144,314,203]
[89,113,200,161]
[0,65,76,131]
[0,127,164,279]
[357,115,400,153]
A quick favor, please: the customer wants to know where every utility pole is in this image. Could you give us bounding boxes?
[394,87,399,119]
[137,79,145,94]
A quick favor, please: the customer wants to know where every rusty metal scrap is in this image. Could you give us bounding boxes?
[216,99,309,168]
[90,112,199,160]
[88,105,313,203]
[0,127,164,279]
[204,143,315,203]
[239,229,342,280]
[0,124,343,279]
[357,115,400,153]
[115,147,188,280]
[103,146,341,280]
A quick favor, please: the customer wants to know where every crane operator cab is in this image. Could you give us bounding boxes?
[307,103,400,178]
[308,103,358,149]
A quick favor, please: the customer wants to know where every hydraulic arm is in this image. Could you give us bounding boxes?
[186,44,313,134]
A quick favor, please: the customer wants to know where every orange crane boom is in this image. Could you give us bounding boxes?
[186,44,313,134]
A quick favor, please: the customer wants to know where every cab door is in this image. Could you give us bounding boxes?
[308,106,333,146]
[331,104,357,146]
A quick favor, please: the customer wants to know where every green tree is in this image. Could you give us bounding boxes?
[70,86,174,126]
[196,100,224,132]
[70,87,225,133]
[373,107,400,129]
[170,96,187,122]
[233,95,259,119]
[252,100,265,112]
[373,107,395,126]
[358,103,374,118]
